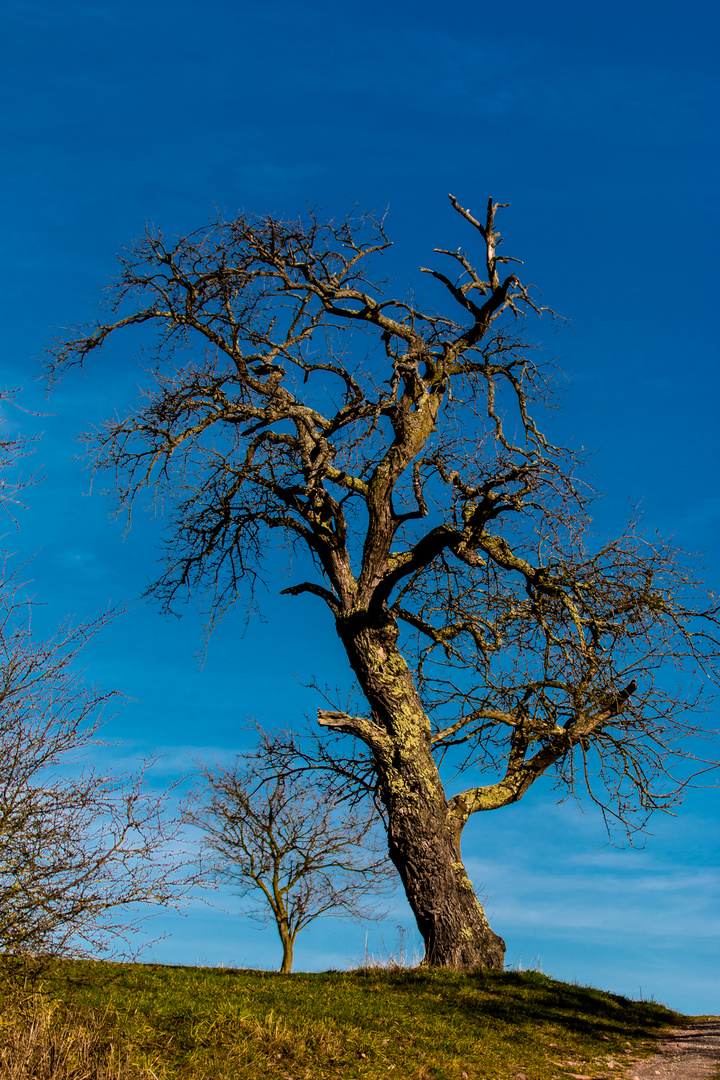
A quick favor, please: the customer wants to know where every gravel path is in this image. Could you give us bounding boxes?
[627,1019,720,1080]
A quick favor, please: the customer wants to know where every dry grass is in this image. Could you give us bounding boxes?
[0,979,360,1080]
[0,987,157,1079]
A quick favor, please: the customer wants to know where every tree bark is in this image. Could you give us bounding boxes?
[388,796,506,970]
[278,921,294,974]
[336,611,506,970]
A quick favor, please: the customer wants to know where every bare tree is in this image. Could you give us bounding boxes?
[49,197,720,970]
[187,739,391,973]
[0,393,184,958]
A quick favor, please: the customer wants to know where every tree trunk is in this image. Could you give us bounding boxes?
[277,921,294,974]
[337,612,506,971]
[383,743,506,970]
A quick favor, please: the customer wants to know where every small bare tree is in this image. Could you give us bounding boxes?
[187,743,392,974]
[0,393,184,959]
[49,198,720,969]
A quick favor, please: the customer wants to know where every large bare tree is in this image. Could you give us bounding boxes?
[50,197,720,970]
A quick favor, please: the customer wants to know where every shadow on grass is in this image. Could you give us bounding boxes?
[350,967,681,1038]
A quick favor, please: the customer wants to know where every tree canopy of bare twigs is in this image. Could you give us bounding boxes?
[186,738,392,973]
[0,393,184,959]
[49,196,720,969]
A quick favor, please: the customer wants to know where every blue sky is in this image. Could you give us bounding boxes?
[2,0,719,1013]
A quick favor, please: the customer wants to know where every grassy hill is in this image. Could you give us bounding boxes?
[0,959,689,1079]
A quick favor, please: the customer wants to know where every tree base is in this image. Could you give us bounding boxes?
[424,925,506,971]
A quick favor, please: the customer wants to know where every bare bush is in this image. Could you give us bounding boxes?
[0,392,185,958]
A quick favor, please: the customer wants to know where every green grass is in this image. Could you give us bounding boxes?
[0,958,693,1079]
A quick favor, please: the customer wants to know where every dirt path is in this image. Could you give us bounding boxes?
[627,1019,720,1080]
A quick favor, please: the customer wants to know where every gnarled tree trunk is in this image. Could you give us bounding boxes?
[382,748,506,969]
[328,611,506,970]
